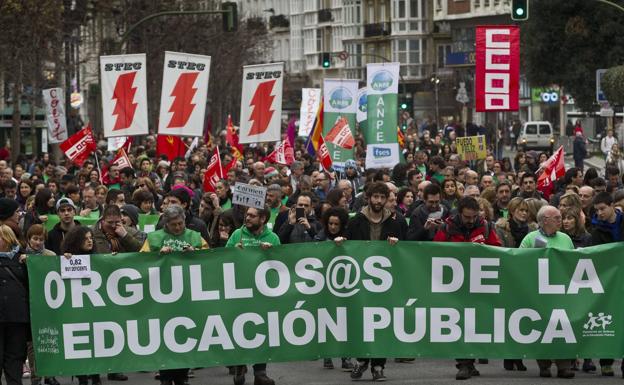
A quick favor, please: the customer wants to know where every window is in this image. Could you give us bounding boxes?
[525,124,537,135]
[410,0,419,17]
[539,125,551,135]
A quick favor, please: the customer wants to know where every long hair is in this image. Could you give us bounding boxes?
[321,207,349,240]
[34,188,54,215]
[0,224,19,250]
[61,226,94,254]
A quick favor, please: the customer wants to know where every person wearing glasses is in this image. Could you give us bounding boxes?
[520,205,575,379]
[226,205,279,385]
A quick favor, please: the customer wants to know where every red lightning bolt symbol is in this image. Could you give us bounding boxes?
[112,72,138,131]
[248,80,276,136]
[168,72,199,128]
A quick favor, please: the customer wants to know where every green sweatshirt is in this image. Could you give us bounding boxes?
[144,228,204,252]
[225,225,281,248]
[519,229,574,250]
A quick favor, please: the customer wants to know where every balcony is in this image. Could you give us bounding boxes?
[269,14,290,29]
[318,9,333,23]
[364,22,391,38]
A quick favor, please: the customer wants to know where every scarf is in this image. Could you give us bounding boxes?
[0,245,20,259]
[509,219,529,246]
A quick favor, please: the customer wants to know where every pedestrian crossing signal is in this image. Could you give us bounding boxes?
[511,0,529,21]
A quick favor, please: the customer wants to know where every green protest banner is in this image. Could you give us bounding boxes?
[44,214,99,231]
[28,241,624,376]
[365,63,401,169]
[323,79,357,171]
[138,214,160,232]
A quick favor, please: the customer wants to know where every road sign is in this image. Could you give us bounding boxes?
[338,51,349,61]
[596,69,608,103]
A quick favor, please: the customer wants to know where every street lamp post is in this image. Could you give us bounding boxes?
[431,74,440,130]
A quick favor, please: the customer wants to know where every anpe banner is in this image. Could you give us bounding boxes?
[475,25,520,112]
[240,63,284,144]
[356,87,368,141]
[323,79,358,170]
[456,135,487,161]
[42,88,68,144]
[158,51,211,137]
[28,241,624,376]
[100,54,149,137]
[365,63,400,169]
[299,88,321,137]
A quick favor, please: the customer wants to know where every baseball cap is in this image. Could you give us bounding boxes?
[56,197,76,211]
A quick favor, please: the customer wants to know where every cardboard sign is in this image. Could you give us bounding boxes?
[60,254,91,279]
[232,183,267,209]
[456,135,487,161]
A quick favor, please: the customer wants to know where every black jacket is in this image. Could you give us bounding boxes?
[591,212,624,245]
[278,216,322,244]
[406,203,450,241]
[46,220,81,255]
[0,251,29,323]
[346,208,404,241]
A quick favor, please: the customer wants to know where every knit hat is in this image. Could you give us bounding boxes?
[120,204,140,227]
[0,198,18,220]
[344,159,357,169]
[265,167,278,178]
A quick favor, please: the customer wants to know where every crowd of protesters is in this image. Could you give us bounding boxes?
[0,119,623,385]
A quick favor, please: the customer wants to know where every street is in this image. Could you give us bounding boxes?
[39,359,624,385]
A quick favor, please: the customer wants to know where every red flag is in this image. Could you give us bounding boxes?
[203,147,223,193]
[397,127,405,149]
[537,146,565,200]
[317,134,333,173]
[59,123,97,166]
[111,148,132,170]
[157,135,186,161]
[221,157,237,176]
[226,114,244,160]
[324,117,355,149]
[263,139,295,165]
[475,25,520,112]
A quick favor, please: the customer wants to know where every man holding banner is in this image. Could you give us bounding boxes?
[226,205,279,385]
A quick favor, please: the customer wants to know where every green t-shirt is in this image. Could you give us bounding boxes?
[221,198,232,210]
[146,228,204,252]
[226,226,281,248]
[519,230,574,250]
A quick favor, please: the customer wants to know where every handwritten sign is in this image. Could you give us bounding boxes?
[60,254,91,279]
[456,135,487,161]
[232,183,267,209]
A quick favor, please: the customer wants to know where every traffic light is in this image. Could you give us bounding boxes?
[321,52,331,68]
[222,2,238,32]
[511,0,529,21]
[400,101,408,109]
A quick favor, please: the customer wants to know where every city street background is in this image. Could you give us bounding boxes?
[36,359,624,384]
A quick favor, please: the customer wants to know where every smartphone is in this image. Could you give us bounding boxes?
[428,211,443,220]
[296,207,305,220]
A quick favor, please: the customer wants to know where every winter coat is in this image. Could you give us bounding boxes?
[573,136,587,163]
[591,211,624,245]
[345,207,404,241]
[278,215,323,244]
[406,203,451,241]
[0,248,28,323]
[92,222,143,254]
[495,218,537,248]
[433,215,502,246]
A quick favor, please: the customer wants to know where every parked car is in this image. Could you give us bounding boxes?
[517,121,554,152]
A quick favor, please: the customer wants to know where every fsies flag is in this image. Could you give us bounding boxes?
[239,62,284,144]
[111,148,132,170]
[263,139,295,165]
[59,124,97,166]
[157,135,187,161]
[475,25,520,112]
[158,51,211,137]
[225,115,244,160]
[537,146,565,200]
[324,117,355,149]
[203,147,222,193]
[317,135,333,173]
[100,54,149,137]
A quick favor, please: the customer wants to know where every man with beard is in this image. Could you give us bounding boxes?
[433,197,502,380]
[513,172,545,200]
[226,205,279,385]
[492,181,512,221]
[407,184,449,241]
[345,182,403,382]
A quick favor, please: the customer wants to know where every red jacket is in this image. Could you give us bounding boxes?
[433,215,502,246]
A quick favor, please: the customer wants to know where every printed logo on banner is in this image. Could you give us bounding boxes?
[370,71,394,91]
[373,147,392,159]
[112,72,138,131]
[328,87,353,110]
[248,80,276,136]
[358,92,367,114]
[582,312,614,337]
[168,72,199,128]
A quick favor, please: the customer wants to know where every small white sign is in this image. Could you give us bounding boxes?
[60,255,91,279]
[232,183,267,209]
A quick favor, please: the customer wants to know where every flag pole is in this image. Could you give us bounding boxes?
[94,150,103,184]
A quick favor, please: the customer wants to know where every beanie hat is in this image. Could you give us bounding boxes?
[265,167,278,178]
[120,204,140,227]
[0,198,18,220]
[344,159,357,169]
